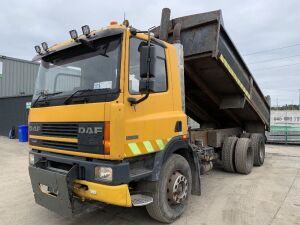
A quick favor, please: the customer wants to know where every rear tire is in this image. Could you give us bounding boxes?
[222,136,238,173]
[234,138,254,174]
[251,134,265,166]
[146,154,192,223]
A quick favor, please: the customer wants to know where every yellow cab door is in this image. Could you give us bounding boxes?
[123,33,181,158]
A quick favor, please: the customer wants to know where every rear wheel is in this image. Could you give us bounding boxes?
[222,136,238,173]
[234,138,254,174]
[146,154,192,223]
[251,134,265,166]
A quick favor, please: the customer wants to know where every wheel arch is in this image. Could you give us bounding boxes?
[148,136,201,195]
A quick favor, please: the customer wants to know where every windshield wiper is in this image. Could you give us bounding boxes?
[64,88,114,105]
[64,89,94,104]
[32,91,63,107]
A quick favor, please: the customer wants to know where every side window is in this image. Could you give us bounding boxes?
[129,38,167,94]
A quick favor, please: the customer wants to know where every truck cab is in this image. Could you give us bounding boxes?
[29,22,192,222]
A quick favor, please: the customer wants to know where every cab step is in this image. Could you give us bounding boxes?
[131,194,153,206]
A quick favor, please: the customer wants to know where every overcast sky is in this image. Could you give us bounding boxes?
[0,0,299,106]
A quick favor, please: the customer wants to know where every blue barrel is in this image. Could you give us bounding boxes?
[18,125,28,142]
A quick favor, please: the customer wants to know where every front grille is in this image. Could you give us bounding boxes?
[41,123,79,138]
[41,140,78,151]
[29,122,105,154]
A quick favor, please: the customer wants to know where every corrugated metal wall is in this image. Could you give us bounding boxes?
[0,55,39,98]
[0,95,32,137]
[0,55,39,137]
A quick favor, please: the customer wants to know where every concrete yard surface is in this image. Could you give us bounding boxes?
[0,136,299,225]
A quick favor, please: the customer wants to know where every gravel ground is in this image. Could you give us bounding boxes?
[0,136,299,225]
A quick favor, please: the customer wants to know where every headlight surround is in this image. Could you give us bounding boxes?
[95,166,113,181]
[29,153,35,165]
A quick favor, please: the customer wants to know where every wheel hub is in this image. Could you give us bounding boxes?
[167,171,188,204]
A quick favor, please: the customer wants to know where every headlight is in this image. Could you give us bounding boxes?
[29,153,35,165]
[95,166,113,181]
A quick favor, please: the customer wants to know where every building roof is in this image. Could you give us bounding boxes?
[0,54,39,65]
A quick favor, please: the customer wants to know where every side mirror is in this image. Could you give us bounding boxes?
[140,45,157,79]
[139,79,155,94]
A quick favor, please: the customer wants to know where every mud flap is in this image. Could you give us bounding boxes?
[28,161,78,216]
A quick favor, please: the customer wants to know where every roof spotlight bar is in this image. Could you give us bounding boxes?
[69,25,91,40]
[34,42,48,55]
[34,25,92,55]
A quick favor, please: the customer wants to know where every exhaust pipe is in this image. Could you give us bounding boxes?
[159,8,171,41]
[173,23,182,44]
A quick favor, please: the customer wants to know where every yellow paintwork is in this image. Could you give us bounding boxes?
[29,102,106,122]
[73,180,132,207]
[29,145,107,159]
[29,135,78,143]
[29,27,187,161]
[122,32,187,159]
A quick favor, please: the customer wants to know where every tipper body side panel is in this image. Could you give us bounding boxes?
[152,10,270,131]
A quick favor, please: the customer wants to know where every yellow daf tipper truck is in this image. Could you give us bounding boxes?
[28,8,270,223]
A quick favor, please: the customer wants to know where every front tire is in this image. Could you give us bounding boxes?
[146,154,192,223]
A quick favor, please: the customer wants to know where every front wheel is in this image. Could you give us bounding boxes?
[146,154,192,223]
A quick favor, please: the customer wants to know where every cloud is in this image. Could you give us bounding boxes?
[0,0,299,105]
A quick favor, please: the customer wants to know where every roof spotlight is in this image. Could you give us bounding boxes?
[81,25,90,36]
[34,45,41,54]
[69,29,78,40]
[41,42,48,51]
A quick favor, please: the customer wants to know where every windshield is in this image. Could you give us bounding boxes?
[33,35,122,106]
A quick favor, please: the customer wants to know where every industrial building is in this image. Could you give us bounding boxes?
[0,55,39,137]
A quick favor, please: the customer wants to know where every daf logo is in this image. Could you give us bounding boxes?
[29,125,41,132]
[78,127,102,134]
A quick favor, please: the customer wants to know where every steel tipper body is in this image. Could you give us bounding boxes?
[28,8,269,223]
[152,10,270,133]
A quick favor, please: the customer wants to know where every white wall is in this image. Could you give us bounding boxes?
[271,110,300,127]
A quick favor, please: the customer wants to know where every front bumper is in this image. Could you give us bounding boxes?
[73,180,131,207]
[28,149,158,215]
[30,150,130,185]
[29,160,132,217]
